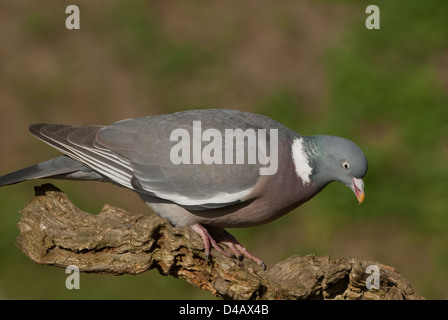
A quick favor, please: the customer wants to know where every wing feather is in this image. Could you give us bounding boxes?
[29,110,290,210]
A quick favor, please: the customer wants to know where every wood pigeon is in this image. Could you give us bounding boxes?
[0,109,367,269]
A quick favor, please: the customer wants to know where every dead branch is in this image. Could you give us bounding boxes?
[15,183,423,300]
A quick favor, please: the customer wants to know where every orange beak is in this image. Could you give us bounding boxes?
[351,177,365,204]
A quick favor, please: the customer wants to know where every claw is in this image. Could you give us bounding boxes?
[190,224,266,270]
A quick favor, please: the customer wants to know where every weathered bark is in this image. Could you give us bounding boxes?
[16,184,423,300]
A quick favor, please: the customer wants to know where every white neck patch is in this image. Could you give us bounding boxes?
[291,138,313,185]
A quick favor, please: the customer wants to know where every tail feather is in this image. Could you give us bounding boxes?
[0,156,106,186]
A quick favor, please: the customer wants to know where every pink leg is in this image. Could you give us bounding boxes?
[217,230,266,270]
[190,224,266,270]
[190,224,233,260]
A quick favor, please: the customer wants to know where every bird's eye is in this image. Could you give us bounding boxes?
[342,161,351,170]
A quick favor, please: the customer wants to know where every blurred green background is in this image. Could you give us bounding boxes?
[1,0,447,299]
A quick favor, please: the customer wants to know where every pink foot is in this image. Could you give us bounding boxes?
[190,224,266,270]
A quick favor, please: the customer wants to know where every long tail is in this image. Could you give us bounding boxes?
[0,155,107,186]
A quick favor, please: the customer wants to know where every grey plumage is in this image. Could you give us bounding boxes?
[0,109,367,268]
[0,155,105,186]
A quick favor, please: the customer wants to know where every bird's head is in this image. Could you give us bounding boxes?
[305,135,368,204]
